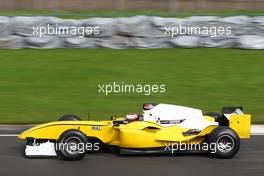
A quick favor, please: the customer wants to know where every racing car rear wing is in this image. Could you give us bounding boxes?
[223,107,251,138]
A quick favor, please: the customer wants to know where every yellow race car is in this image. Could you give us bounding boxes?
[18,103,251,160]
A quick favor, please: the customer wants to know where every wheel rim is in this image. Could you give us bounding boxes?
[64,137,83,155]
[216,135,235,153]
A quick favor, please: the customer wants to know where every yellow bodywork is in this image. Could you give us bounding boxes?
[18,114,251,149]
[229,114,251,138]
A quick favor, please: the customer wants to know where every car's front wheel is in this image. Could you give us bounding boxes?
[207,126,240,159]
[56,129,88,160]
[58,114,81,121]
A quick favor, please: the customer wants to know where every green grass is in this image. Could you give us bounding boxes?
[0,10,263,18]
[0,48,263,124]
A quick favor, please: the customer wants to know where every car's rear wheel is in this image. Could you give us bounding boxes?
[207,126,240,159]
[58,114,81,121]
[56,129,88,160]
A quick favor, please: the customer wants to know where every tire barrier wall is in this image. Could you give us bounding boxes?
[0,16,264,49]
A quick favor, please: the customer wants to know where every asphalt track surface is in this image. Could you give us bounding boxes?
[0,127,263,176]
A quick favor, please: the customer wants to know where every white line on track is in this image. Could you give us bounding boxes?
[251,133,264,136]
[0,134,19,137]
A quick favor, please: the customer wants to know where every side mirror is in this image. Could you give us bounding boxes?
[113,121,120,127]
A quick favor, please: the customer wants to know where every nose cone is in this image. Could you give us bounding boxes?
[18,130,28,140]
[17,125,38,140]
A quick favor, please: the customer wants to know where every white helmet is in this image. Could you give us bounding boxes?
[125,113,139,121]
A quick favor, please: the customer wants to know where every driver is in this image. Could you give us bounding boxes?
[125,113,139,121]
